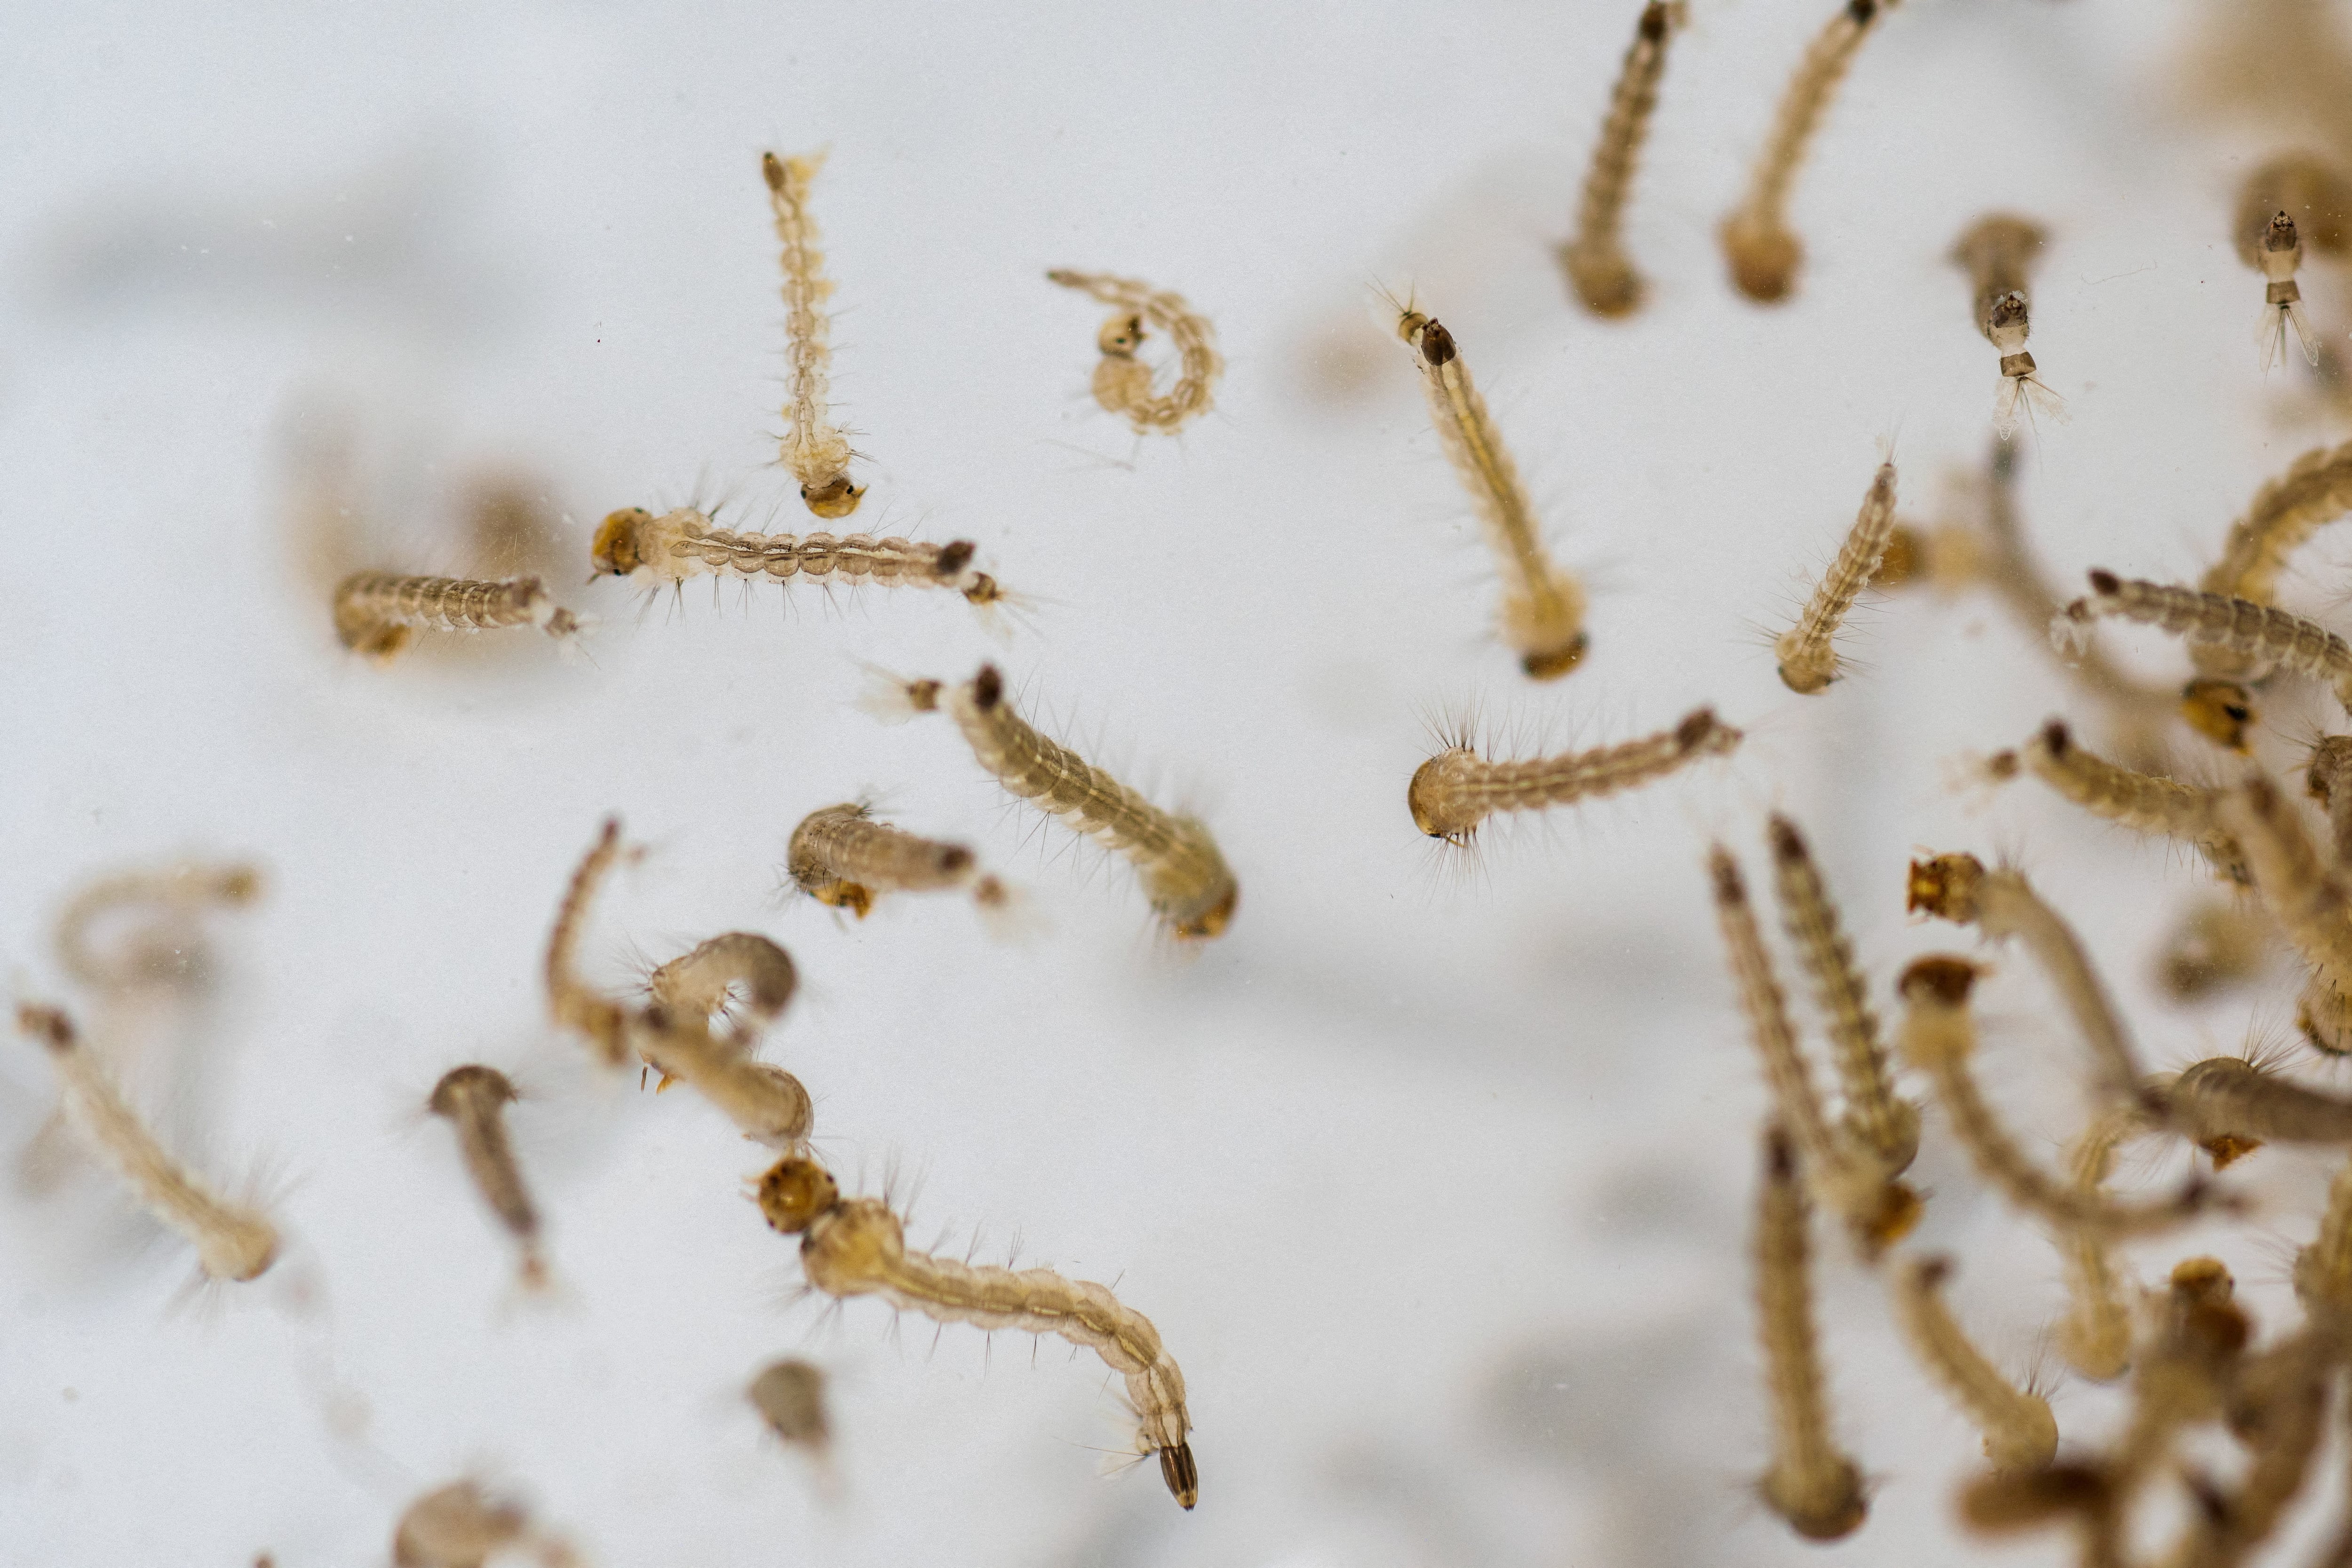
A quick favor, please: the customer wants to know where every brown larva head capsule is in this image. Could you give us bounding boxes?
[1159,1440,1199,1510]
[1520,632,1590,681]
[1906,855,1985,922]
[1899,955,1980,1006]
[933,539,977,581]
[1846,0,1876,21]
[2181,680,2257,752]
[1417,318,1458,368]
[591,508,652,577]
[971,663,1005,712]
[1763,1457,1869,1542]
[428,1064,517,1119]
[756,1156,840,1234]
[800,475,864,521]
[1097,313,1145,358]
[760,150,788,194]
[1171,879,1239,941]
[1721,215,1802,305]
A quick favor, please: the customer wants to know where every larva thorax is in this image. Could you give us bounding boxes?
[590,507,1001,606]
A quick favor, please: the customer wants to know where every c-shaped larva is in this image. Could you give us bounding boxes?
[1750,1122,1869,1542]
[2158,1054,2352,1161]
[332,572,582,663]
[392,1480,576,1568]
[787,801,1006,919]
[1718,0,1894,304]
[1413,708,1741,844]
[1949,214,2064,437]
[1889,1254,2058,1472]
[2192,436,2352,680]
[2210,774,2352,1055]
[2059,569,2352,711]
[1775,460,1898,694]
[1393,310,1591,679]
[1995,718,2248,884]
[763,150,861,519]
[892,665,1237,939]
[589,507,1003,608]
[645,932,799,1049]
[1046,270,1222,435]
[427,1066,547,1291]
[755,1154,1197,1510]
[1555,1,1685,318]
[55,860,262,993]
[15,1003,279,1282]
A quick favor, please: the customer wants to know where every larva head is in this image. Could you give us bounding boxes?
[1558,243,1644,319]
[1520,633,1589,681]
[1167,876,1239,941]
[2166,1256,2251,1365]
[1846,0,1876,21]
[1097,312,1145,358]
[16,1003,75,1053]
[1898,955,1979,1009]
[2182,680,2256,752]
[428,1064,517,1119]
[2264,211,2302,258]
[1762,1457,1869,1542]
[1720,214,1801,305]
[1407,750,1481,841]
[970,663,1005,712]
[810,879,875,919]
[1416,318,1457,368]
[591,508,653,576]
[1905,854,1985,922]
[1159,1441,1199,1510]
[761,150,787,193]
[1848,1178,1924,1258]
[756,1156,840,1234]
[801,476,865,521]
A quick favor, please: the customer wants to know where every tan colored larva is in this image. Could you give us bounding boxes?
[891,665,1236,939]
[2158,1053,2352,1162]
[763,150,861,519]
[1997,718,2248,884]
[2059,569,2352,711]
[54,861,263,994]
[331,572,582,663]
[2235,156,2351,371]
[588,507,1003,609]
[1414,708,1741,844]
[1392,309,1590,679]
[392,1480,576,1568]
[1949,214,2064,436]
[1046,270,1222,435]
[1556,1,1685,317]
[1718,0,1895,304]
[427,1066,547,1291]
[2210,774,2352,1055]
[629,1001,813,1150]
[2193,436,2352,680]
[645,932,799,1048]
[2098,1260,2251,1517]
[755,1154,1197,1510]
[1775,460,1898,694]
[2294,1149,2352,1325]
[786,802,1005,920]
[15,1003,278,1282]
[1750,1122,1869,1543]
[2052,1106,2141,1382]
[2154,896,2271,1001]
[544,819,632,1069]
[1888,1254,2058,1472]
[747,1358,832,1460]
[2171,1332,2332,1568]
[2307,735,2352,863]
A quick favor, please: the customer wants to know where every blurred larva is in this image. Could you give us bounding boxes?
[15,1003,278,1282]
[2172,1333,2331,1567]
[2294,1151,2352,1324]
[1775,460,1898,694]
[786,801,1005,919]
[1555,1,1685,317]
[1888,1254,2058,1472]
[2059,570,2352,711]
[2159,1053,2352,1160]
[1046,270,1221,435]
[2154,896,2271,1002]
[1392,309,1590,679]
[2210,775,2352,1055]
[2192,436,2352,680]
[763,150,861,519]
[1750,1122,1869,1542]
[1949,215,2065,436]
[891,665,1236,939]
[1414,708,1741,844]
[392,1480,576,1568]
[629,1002,812,1149]
[589,507,1002,609]
[331,572,582,663]
[54,861,262,994]
[543,819,632,1069]
[2053,1107,2140,1381]
[1997,718,2247,884]
[2103,1259,2250,1501]
[755,1154,1198,1510]
[2310,734,2352,862]
[1718,0,1893,304]
[646,932,799,1047]
[747,1357,834,1480]
[427,1066,547,1291]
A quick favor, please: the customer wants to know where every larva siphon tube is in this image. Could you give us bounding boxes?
[2059,570,2352,711]
[786,802,1007,919]
[1046,270,1221,435]
[590,507,1003,609]
[1775,460,1898,694]
[1949,214,2064,436]
[764,149,862,518]
[1556,1,1685,317]
[427,1065,548,1291]
[332,572,582,662]
[1887,1254,2058,1472]
[1413,708,1741,844]
[1749,1122,1869,1542]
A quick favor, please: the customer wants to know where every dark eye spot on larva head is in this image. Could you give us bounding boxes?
[1418,319,1458,368]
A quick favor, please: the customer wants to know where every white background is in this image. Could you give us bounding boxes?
[4,1,2351,1564]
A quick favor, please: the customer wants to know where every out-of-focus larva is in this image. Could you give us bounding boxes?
[1775,461,1899,694]
[2193,436,2352,681]
[1889,1254,2058,1472]
[1392,309,1590,679]
[331,572,582,662]
[2058,569,2352,711]
[427,1066,546,1291]
[55,861,263,994]
[2294,1149,2352,1324]
[1556,1,1685,317]
[1718,0,1895,304]
[645,932,798,1048]
[2105,1259,2250,1500]
[1046,270,1222,435]
[786,801,1005,919]
[2155,896,2271,1001]
[2053,1106,2141,1382]
[15,1003,278,1282]
[544,819,632,1069]
[755,1154,1197,1510]
[1955,1463,2114,1545]
[891,665,1236,939]
[1950,215,2064,436]
[2159,1053,2352,1160]
[2236,154,2352,371]
[1414,708,1740,845]
[392,1479,575,1568]
[747,1357,832,1453]
[763,150,861,519]
[1995,718,2247,884]
[628,1002,812,1149]
[2210,775,2352,1055]
[588,507,1002,608]
[1867,517,1984,595]
[2174,1333,2332,1568]
[1750,1122,1869,1542]
[2307,734,2352,862]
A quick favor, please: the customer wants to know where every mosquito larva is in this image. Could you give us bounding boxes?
[2310,735,2352,864]
[2253,210,2320,369]
[54,861,263,993]
[2053,1107,2141,1382]
[2193,436,2352,681]
[2177,1334,2332,1568]
[1950,214,2064,436]
[544,819,631,1069]
[2155,896,2271,1001]
[1867,518,1984,595]
[1045,270,1222,435]
[747,1357,833,1467]
[1393,310,1590,679]
[392,1480,574,1568]
[427,1066,546,1290]
[15,1003,278,1282]
[1889,1254,2058,1472]
[2159,1053,2352,1159]
[2209,774,2352,1055]
[1718,0,1895,304]
[2059,569,2352,711]
[645,932,798,1047]
[1414,708,1741,845]
[786,801,1003,919]
[1555,1,1685,317]
[1775,461,1898,695]
[629,1002,812,1149]
[1999,718,2247,884]
[2102,1259,2250,1508]
[763,149,861,519]
[2293,1149,2352,1324]
[1750,1122,1869,1542]
[331,572,582,662]
[588,507,1003,608]
[892,665,1236,939]
[755,1154,1197,1509]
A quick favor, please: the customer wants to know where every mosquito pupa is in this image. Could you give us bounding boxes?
[331,572,582,662]
[755,1154,1197,1510]
[747,1357,832,1459]
[2209,775,2352,1054]
[2155,896,2271,1001]
[15,1003,278,1282]
[392,1480,575,1568]
[1775,460,1899,694]
[1718,0,1895,304]
[2053,1106,2142,1382]
[1045,270,1222,435]
[544,819,631,1069]
[2059,570,2352,711]
[628,1002,812,1149]
[1555,1,1685,317]
[2000,718,2248,884]
[1413,708,1742,844]
[891,665,1236,939]
[1889,1254,2058,1472]
[1950,215,2064,436]
[645,932,798,1048]
[1750,1122,1869,1542]
[786,801,1005,919]
[588,507,1003,608]
[54,861,263,994]
[763,150,861,519]
[427,1066,546,1291]
[1393,310,1590,678]
[2193,436,2352,681]
[2159,1053,2352,1159]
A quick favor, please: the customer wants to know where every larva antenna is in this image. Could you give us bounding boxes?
[1774,460,1898,694]
[1888,1254,2058,1472]
[1950,215,2065,438]
[2211,774,2352,1056]
[1556,1,1686,318]
[2063,569,2352,711]
[426,1066,551,1295]
[1414,709,1741,845]
[331,572,585,663]
[1045,270,1222,436]
[2007,719,2249,884]
[762,149,862,520]
[1749,1121,1869,1542]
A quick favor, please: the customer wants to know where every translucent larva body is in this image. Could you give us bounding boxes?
[391,1480,573,1568]
[629,1003,812,1149]
[2061,570,2352,710]
[1889,1255,2058,1472]
[1046,270,1221,434]
[747,1358,832,1455]
[1751,1123,1869,1542]
[54,861,262,994]
[1775,461,1898,694]
[645,932,798,1047]
[2053,1107,2140,1381]
[786,802,1003,919]
[1413,708,1741,843]
[427,1065,546,1290]
[544,820,632,1069]
[2193,436,2352,679]
[332,572,581,662]
[589,508,1002,608]
[2210,775,2352,1055]
[763,150,861,519]
[2160,1054,2352,1158]
[1557,1,1685,317]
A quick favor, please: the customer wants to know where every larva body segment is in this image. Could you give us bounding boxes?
[1950,215,2063,436]
[1751,1123,1869,1542]
[2007,719,2247,883]
[427,1065,546,1290]
[1046,270,1221,435]
[16,1004,278,1282]
[1413,708,1741,843]
[588,507,1002,607]
[763,149,861,519]
[645,932,798,1046]
[55,861,262,994]
[2194,437,2352,680]
[1395,312,1590,679]
[1718,0,1893,304]
[2294,1150,2352,1324]
[1776,461,1898,694]
[755,1156,1197,1510]
[2210,775,2352,1054]
[2062,570,2352,710]
[2307,735,2352,864]
[544,819,632,1069]
[333,572,580,662]
[787,802,1000,919]
[1556,1,1685,317]
[1889,1255,2058,1472]
[629,1003,812,1149]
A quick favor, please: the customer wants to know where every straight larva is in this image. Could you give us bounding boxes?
[1413,708,1741,843]
[1888,1255,2057,1472]
[763,149,862,519]
[2060,569,2352,711]
[1999,718,2247,882]
[1751,1122,1869,1542]
[786,801,1003,919]
[1776,460,1898,694]
[2052,1108,2139,1381]
[589,507,1003,608]
[1556,1,1685,318]
[1046,270,1222,435]
[332,571,582,662]
[427,1066,547,1291]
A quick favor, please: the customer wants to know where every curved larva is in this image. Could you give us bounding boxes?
[54,860,262,994]
[1718,0,1892,304]
[2002,718,2247,883]
[392,1480,576,1568]
[2052,1108,2138,1382]
[2210,775,2352,1055]
[1776,461,1898,694]
[1556,1,1685,317]
[1949,214,2064,437]
[2193,436,2352,680]
[1394,311,1590,679]
[629,1003,812,1149]
[1046,270,1222,435]
[786,801,1003,919]
[544,819,632,1069]
[427,1065,547,1291]
[16,1003,278,1282]
[589,507,1004,608]
[2060,569,2352,710]
[897,665,1237,940]
[1413,708,1741,843]
[1750,1123,1869,1542]
[755,1155,1197,1510]
[645,932,799,1047]
[332,572,581,662]
[2160,1054,2352,1159]
[763,149,861,520]
[1889,1254,2058,1472]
